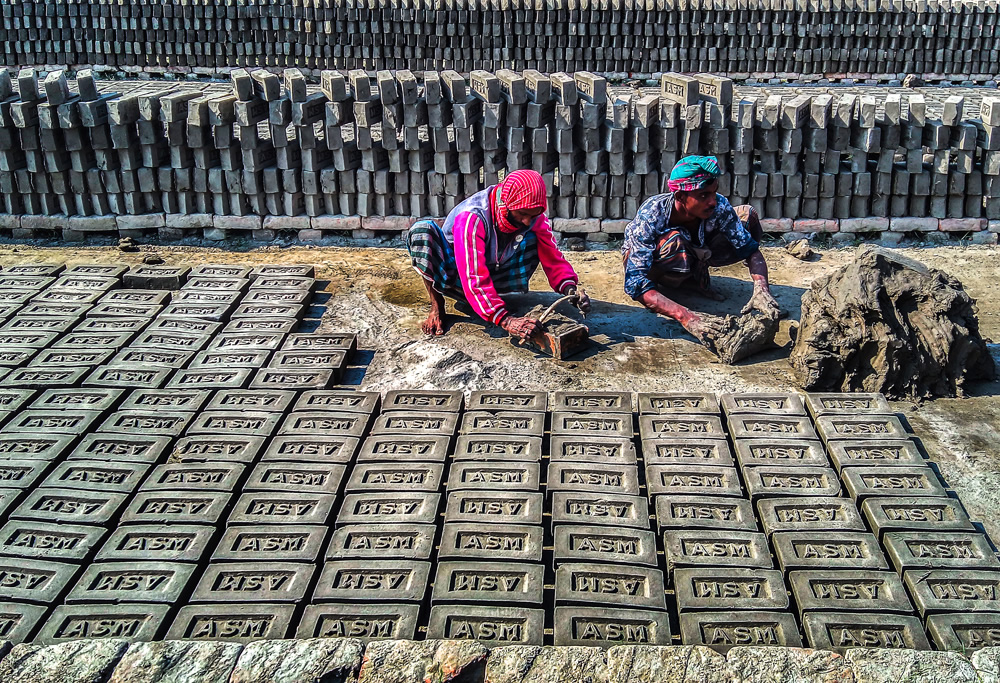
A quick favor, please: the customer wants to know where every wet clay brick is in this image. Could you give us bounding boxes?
[828,439,925,471]
[0,331,61,350]
[250,264,314,279]
[84,366,171,389]
[438,523,542,563]
[163,302,236,321]
[642,439,733,466]
[188,349,272,369]
[862,496,975,536]
[183,276,250,293]
[460,411,545,436]
[674,568,789,613]
[548,463,640,496]
[141,463,245,492]
[655,495,757,532]
[0,275,56,289]
[233,303,304,319]
[279,411,369,437]
[805,392,892,417]
[326,523,437,561]
[296,603,419,641]
[247,462,346,494]
[224,317,298,334]
[553,391,633,413]
[884,531,1000,571]
[101,289,171,305]
[65,264,128,278]
[0,290,35,306]
[268,350,345,373]
[281,333,357,353]
[0,433,74,460]
[552,492,649,529]
[249,368,333,390]
[171,291,241,307]
[21,302,91,318]
[55,330,136,349]
[293,390,380,414]
[12,488,128,525]
[0,350,35,368]
[0,602,48,643]
[4,265,63,277]
[77,317,150,334]
[453,435,542,462]
[906,569,1000,616]
[427,605,544,645]
[4,409,103,435]
[790,570,913,615]
[32,289,104,305]
[209,332,286,351]
[645,465,743,497]
[66,561,196,604]
[745,466,842,500]
[665,530,773,570]
[1,366,88,389]
[146,316,223,336]
[121,491,233,525]
[250,275,314,290]
[722,392,807,416]
[447,462,540,491]
[346,463,441,493]
[772,531,888,571]
[51,275,119,293]
[123,265,191,290]
[228,492,337,526]
[69,434,170,464]
[0,460,51,489]
[0,557,79,603]
[815,415,908,442]
[842,466,946,501]
[758,497,867,535]
[802,612,930,651]
[109,349,193,371]
[552,412,633,438]
[358,435,451,463]
[0,489,20,519]
[638,392,720,414]
[241,289,310,306]
[42,461,150,493]
[468,391,547,412]
[445,491,543,525]
[192,562,315,603]
[96,524,215,563]
[191,265,252,279]
[927,613,1000,652]
[728,415,818,440]
[734,439,829,469]
[100,410,193,436]
[206,390,294,412]
[384,390,463,412]
[187,411,281,437]
[638,415,725,440]
[680,611,802,652]
[0,520,106,562]
[554,525,657,567]
[371,411,458,436]
[167,368,253,390]
[30,388,123,412]
[167,604,295,641]
[170,436,266,463]
[553,606,671,646]
[433,561,544,605]
[313,560,430,603]
[35,603,170,644]
[120,388,210,411]
[1,316,76,334]
[262,436,359,463]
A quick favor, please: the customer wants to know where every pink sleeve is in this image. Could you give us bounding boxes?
[453,211,510,325]
[533,214,579,294]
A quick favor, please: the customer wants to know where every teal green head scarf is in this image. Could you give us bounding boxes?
[668,155,720,192]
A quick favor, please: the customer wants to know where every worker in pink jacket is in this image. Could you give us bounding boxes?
[407,169,591,338]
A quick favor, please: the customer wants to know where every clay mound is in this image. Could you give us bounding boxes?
[790,246,995,399]
[709,311,780,365]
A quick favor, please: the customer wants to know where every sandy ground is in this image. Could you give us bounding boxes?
[2,240,999,539]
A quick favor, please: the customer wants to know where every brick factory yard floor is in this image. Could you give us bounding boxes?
[1,240,999,543]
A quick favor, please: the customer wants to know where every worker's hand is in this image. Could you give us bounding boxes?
[564,286,591,315]
[502,316,542,340]
[680,311,727,345]
[741,282,784,318]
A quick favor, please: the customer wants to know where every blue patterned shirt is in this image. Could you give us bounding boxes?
[622,192,758,300]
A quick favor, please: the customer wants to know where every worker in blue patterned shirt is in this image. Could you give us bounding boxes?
[622,155,784,344]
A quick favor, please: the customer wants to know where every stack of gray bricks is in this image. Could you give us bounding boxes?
[2,68,1000,246]
[2,0,1000,83]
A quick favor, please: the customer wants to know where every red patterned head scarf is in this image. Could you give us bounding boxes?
[492,169,548,233]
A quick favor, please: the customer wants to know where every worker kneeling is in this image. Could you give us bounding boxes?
[623,155,785,343]
[408,169,590,339]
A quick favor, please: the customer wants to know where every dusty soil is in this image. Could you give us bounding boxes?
[2,240,999,538]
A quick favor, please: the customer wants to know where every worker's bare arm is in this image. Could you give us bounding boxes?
[639,288,725,342]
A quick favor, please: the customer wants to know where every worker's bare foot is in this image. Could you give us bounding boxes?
[422,308,446,336]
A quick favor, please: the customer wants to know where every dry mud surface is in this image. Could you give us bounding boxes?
[1,241,999,539]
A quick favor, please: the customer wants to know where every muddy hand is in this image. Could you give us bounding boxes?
[741,283,783,318]
[681,312,727,345]
[502,315,543,341]
[565,286,591,315]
